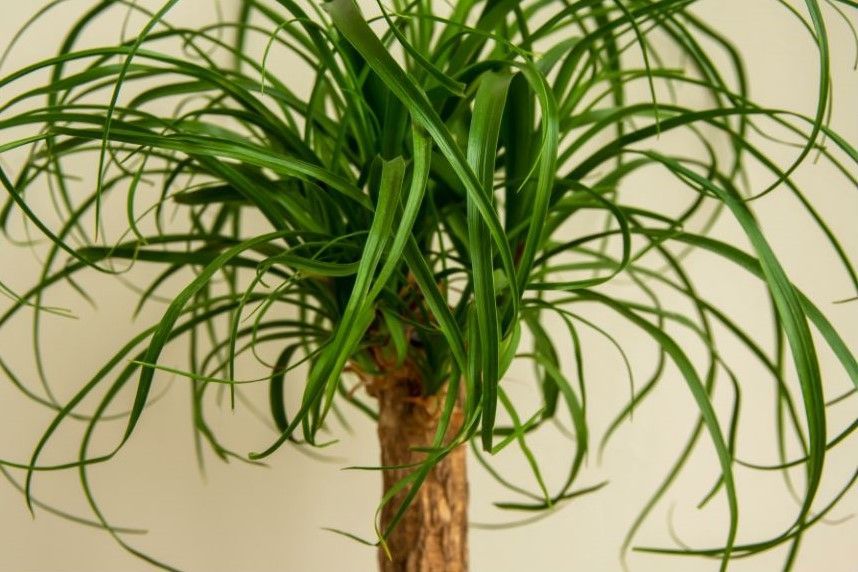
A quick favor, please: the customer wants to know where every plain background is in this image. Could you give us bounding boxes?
[0,1,856,571]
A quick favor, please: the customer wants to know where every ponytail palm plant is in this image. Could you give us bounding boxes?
[1,0,857,570]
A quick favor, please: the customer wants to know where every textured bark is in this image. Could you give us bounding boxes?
[371,373,468,572]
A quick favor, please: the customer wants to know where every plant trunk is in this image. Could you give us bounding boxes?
[372,374,469,572]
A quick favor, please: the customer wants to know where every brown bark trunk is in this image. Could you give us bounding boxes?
[371,374,468,572]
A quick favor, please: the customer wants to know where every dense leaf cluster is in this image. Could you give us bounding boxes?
[1,1,856,570]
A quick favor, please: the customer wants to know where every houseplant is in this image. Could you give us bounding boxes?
[0,0,856,570]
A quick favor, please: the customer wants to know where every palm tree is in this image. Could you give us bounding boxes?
[1,1,856,570]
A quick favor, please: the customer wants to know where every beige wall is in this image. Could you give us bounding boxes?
[0,1,856,571]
